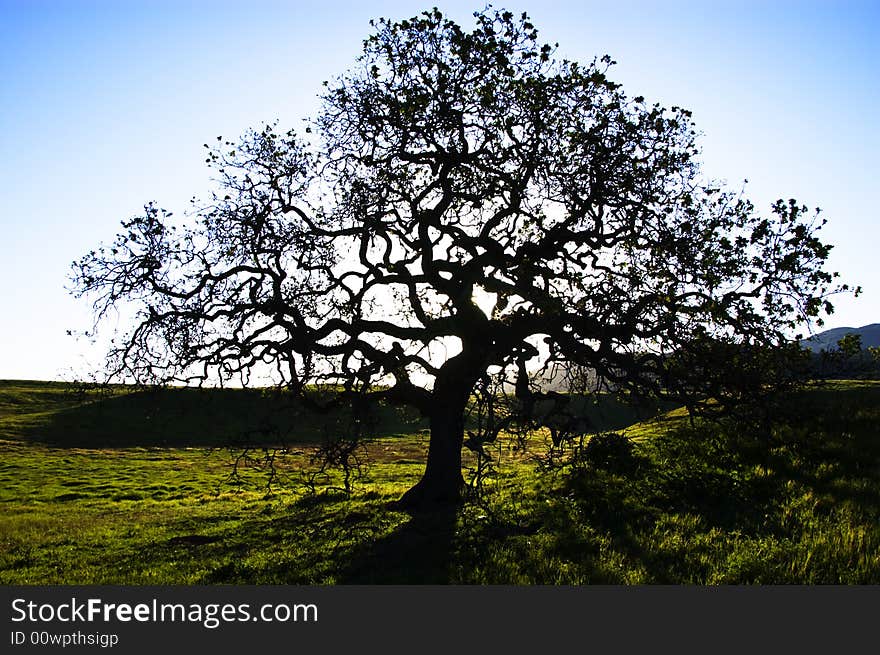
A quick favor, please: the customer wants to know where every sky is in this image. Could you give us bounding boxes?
[1,0,878,381]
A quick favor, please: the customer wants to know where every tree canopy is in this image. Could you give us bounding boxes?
[72,8,853,509]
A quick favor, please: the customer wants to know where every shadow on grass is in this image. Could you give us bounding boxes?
[544,383,880,582]
[10,388,298,447]
[334,504,459,583]
[7,385,424,448]
[141,490,457,584]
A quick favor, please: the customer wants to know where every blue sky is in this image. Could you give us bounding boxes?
[1,0,878,381]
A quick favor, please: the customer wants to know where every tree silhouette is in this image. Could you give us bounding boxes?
[72,8,852,509]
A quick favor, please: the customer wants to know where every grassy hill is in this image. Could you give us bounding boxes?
[0,379,878,584]
[0,379,661,447]
[0,380,424,446]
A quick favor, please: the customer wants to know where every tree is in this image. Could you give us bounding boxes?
[816,333,880,379]
[836,333,863,358]
[72,8,853,510]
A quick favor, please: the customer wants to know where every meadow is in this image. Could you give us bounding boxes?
[1,379,878,584]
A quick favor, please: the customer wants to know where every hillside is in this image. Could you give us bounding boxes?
[1,379,878,584]
[0,380,658,447]
[801,323,880,352]
[0,380,422,447]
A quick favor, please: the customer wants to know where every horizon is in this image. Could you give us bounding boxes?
[2,0,878,381]
[2,320,877,385]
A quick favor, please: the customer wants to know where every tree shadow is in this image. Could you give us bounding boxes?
[161,493,460,585]
[553,386,880,582]
[334,503,460,583]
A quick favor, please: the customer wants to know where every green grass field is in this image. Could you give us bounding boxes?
[1,379,878,583]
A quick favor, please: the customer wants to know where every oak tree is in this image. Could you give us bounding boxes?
[72,8,850,509]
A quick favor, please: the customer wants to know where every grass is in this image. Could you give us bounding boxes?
[0,379,878,584]
[0,380,424,446]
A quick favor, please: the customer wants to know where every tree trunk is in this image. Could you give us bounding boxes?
[396,351,481,511]
[396,408,466,510]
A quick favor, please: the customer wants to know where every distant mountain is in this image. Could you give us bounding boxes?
[801,324,880,353]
